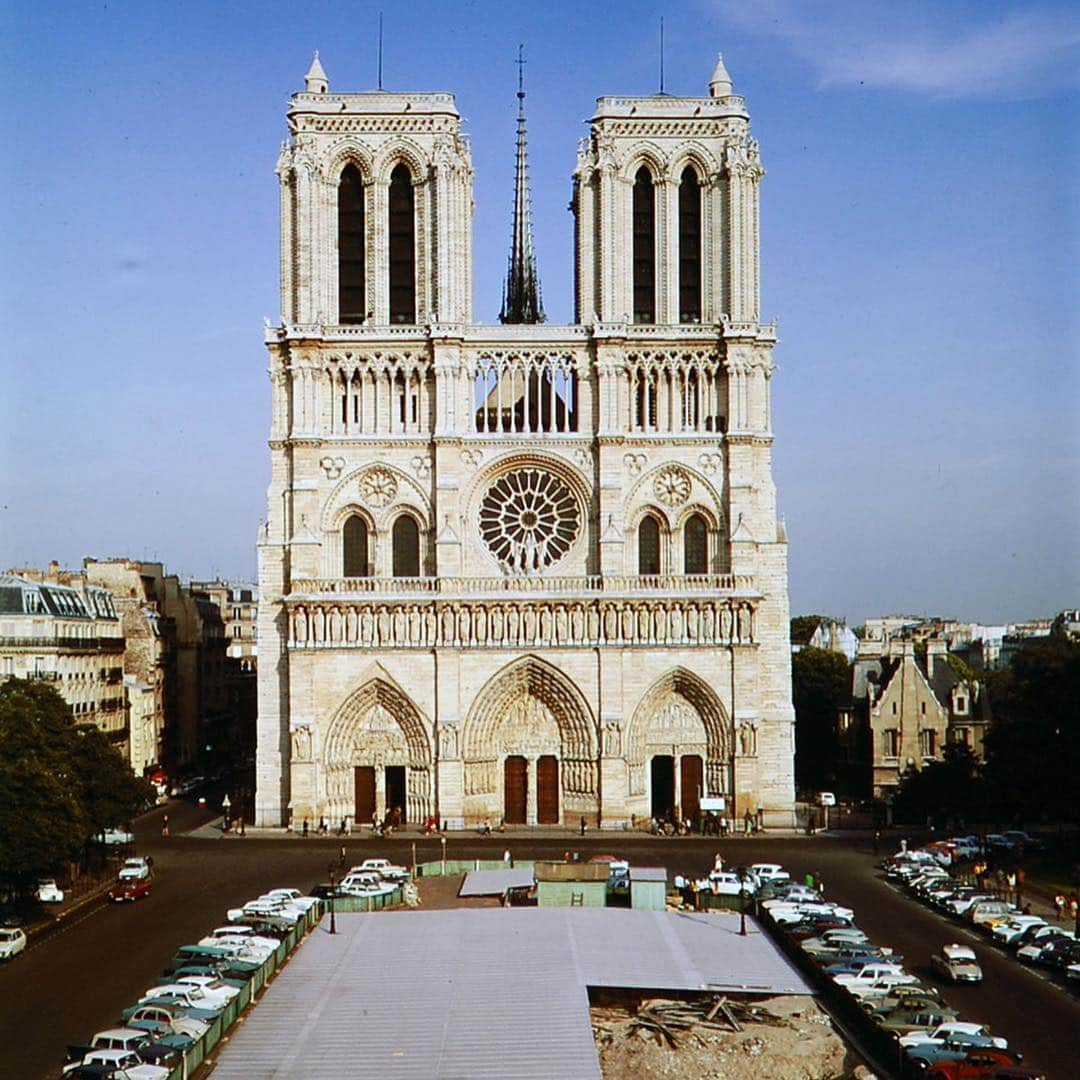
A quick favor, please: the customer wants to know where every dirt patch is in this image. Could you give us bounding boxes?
[592,993,868,1080]
[413,873,500,909]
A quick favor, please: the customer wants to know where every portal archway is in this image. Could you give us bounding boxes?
[324,677,432,826]
[463,656,597,825]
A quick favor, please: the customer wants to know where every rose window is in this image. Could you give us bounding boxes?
[479,468,580,573]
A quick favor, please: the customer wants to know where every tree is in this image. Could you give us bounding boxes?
[893,741,982,825]
[0,681,87,894]
[981,630,1080,823]
[71,725,154,838]
[792,646,851,793]
[790,615,829,646]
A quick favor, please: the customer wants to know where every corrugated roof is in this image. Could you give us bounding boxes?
[459,867,535,896]
[211,908,812,1080]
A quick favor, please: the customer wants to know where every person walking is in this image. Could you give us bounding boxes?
[302,818,309,838]
[579,815,587,837]
[1054,893,1066,921]
[161,814,170,838]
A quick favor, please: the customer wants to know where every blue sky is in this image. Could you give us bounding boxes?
[1,0,1077,624]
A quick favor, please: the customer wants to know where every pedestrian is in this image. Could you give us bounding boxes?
[1069,894,1078,925]
[713,852,724,872]
[345,817,352,837]
[504,849,512,866]
[580,815,587,837]
[1015,866,1025,907]
[814,871,824,896]
[238,815,245,836]
[339,845,346,866]
[1054,894,1066,921]
[302,818,309,838]
[319,816,327,835]
[744,809,754,835]
[161,814,169,838]
[873,829,880,855]
[339,817,346,836]
[804,871,815,890]
[720,816,729,838]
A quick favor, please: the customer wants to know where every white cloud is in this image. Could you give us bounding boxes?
[716,2,1080,98]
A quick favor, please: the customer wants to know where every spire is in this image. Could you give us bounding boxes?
[500,45,545,325]
[305,51,328,94]
[709,52,733,97]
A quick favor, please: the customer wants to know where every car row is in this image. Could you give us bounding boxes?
[886,849,1080,991]
[761,862,1042,1079]
[61,884,320,1078]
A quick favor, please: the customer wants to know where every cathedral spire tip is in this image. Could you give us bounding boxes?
[500,45,545,325]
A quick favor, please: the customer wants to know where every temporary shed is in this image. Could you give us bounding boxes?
[629,866,667,911]
[535,861,608,908]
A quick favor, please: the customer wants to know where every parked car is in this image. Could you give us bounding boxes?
[260,887,319,912]
[921,1048,1025,1079]
[833,962,916,992]
[140,982,232,1012]
[61,1047,169,1078]
[867,985,946,1016]
[63,1029,151,1065]
[968,900,1014,928]
[991,916,1045,947]
[899,1022,1007,1050]
[37,878,64,903]
[352,858,409,882]
[99,827,135,845]
[0,926,27,960]
[931,944,983,983]
[110,878,152,903]
[118,857,151,881]
[875,1005,960,1037]
[749,862,790,884]
[175,974,241,1003]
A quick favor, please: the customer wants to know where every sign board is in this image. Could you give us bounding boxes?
[700,797,726,811]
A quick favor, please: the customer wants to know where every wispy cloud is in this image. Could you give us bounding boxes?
[717,2,1080,99]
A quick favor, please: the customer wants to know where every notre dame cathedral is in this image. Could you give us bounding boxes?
[255,50,796,830]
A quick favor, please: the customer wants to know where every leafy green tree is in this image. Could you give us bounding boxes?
[71,725,154,838]
[981,630,1080,823]
[790,615,828,646]
[792,646,851,792]
[0,681,87,894]
[893,741,982,825]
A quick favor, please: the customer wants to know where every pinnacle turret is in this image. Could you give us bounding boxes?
[709,52,733,97]
[499,45,544,325]
[305,51,328,94]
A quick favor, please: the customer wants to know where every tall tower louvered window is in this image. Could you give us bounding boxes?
[684,513,708,574]
[392,516,420,577]
[638,515,661,575]
[678,168,701,323]
[343,516,369,577]
[388,165,416,323]
[338,165,366,323]
[632,168,656,324]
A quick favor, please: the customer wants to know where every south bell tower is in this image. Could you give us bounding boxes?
[256,53,794,831]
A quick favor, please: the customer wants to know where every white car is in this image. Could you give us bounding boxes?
[62,1048,168,1079]
[899,1021,1006,1050]
[708,871,753,896]
[930,943,983,983]
[833,963,917,994]
[749,863,790,885]
[992,916,1045,946]
[140,983,230,1012]
[100,827,135,845]
[204,925,280,951]
[176,974,241,1002]
[126,1005,209,1041]
[353,858,409,882]
[37,878,64,903]
[118,857,151,881]
[0,927,27,960]
[262,887,319,912]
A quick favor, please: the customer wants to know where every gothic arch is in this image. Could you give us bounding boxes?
[625,462,723,527]
[321,463,432,534]
[666,148,717,185]
[374,139,429,185]
[322,141,376,185]
[620,144,666,183]
[464,655,596,763]
[627,667,732,770]
[323,673,433,823]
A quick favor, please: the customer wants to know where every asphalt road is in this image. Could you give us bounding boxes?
[2,810,1078,1080]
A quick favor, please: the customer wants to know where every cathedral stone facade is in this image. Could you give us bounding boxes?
[255,53,796,830]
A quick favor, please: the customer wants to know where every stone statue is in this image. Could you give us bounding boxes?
[291,725,312,762]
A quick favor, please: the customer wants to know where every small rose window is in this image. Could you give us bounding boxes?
[479,468,580,573]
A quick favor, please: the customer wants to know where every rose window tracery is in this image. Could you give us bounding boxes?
[479,468,580,573]
[360,468,397,507]
[653,465,691,507]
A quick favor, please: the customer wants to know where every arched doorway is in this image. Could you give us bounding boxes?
[323,677,432,827]
[463,657,597,827]
[650,756,675,820]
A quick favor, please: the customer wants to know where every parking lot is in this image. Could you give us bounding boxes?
[1,804,1078,1079]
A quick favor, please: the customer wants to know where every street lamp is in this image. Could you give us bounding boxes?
[440,835,447,876]
[326,864,338,935]
[736,865,748,936]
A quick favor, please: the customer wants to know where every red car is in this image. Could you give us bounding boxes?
[109,876,152,902]
[925,1050,1026,1079]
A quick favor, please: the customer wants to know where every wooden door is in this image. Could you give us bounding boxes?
[680,754,703,823]
[536,755,559,824]
[354,766,376,824]
[504,756,527,824]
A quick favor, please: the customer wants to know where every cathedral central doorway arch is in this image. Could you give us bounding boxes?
[463,656,597,826]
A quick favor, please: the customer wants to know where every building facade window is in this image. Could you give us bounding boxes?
[338,164,366,323]
[678,167,701,322]
[882,729,899,758]
[638,515,661,575]
[343,516,370,578]
[391,516,421,577]
[632,167,656,323]
[955,696,967,714]
[920,729,937,758]
[684,513,708,574]
[388,164,415,324]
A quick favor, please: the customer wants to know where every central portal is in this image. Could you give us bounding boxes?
[537,754,559,824]
[650,755,675,821]
[385,765,406,823]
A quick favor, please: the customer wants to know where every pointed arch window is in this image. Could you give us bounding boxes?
[392,515,420,577]
[388,164,416,324]
[632,167,656,324]
[638,514,661,575]
[338,164,366,323]
[343,516,369,578]
[684,513,708,574]
[678,167,701,323]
